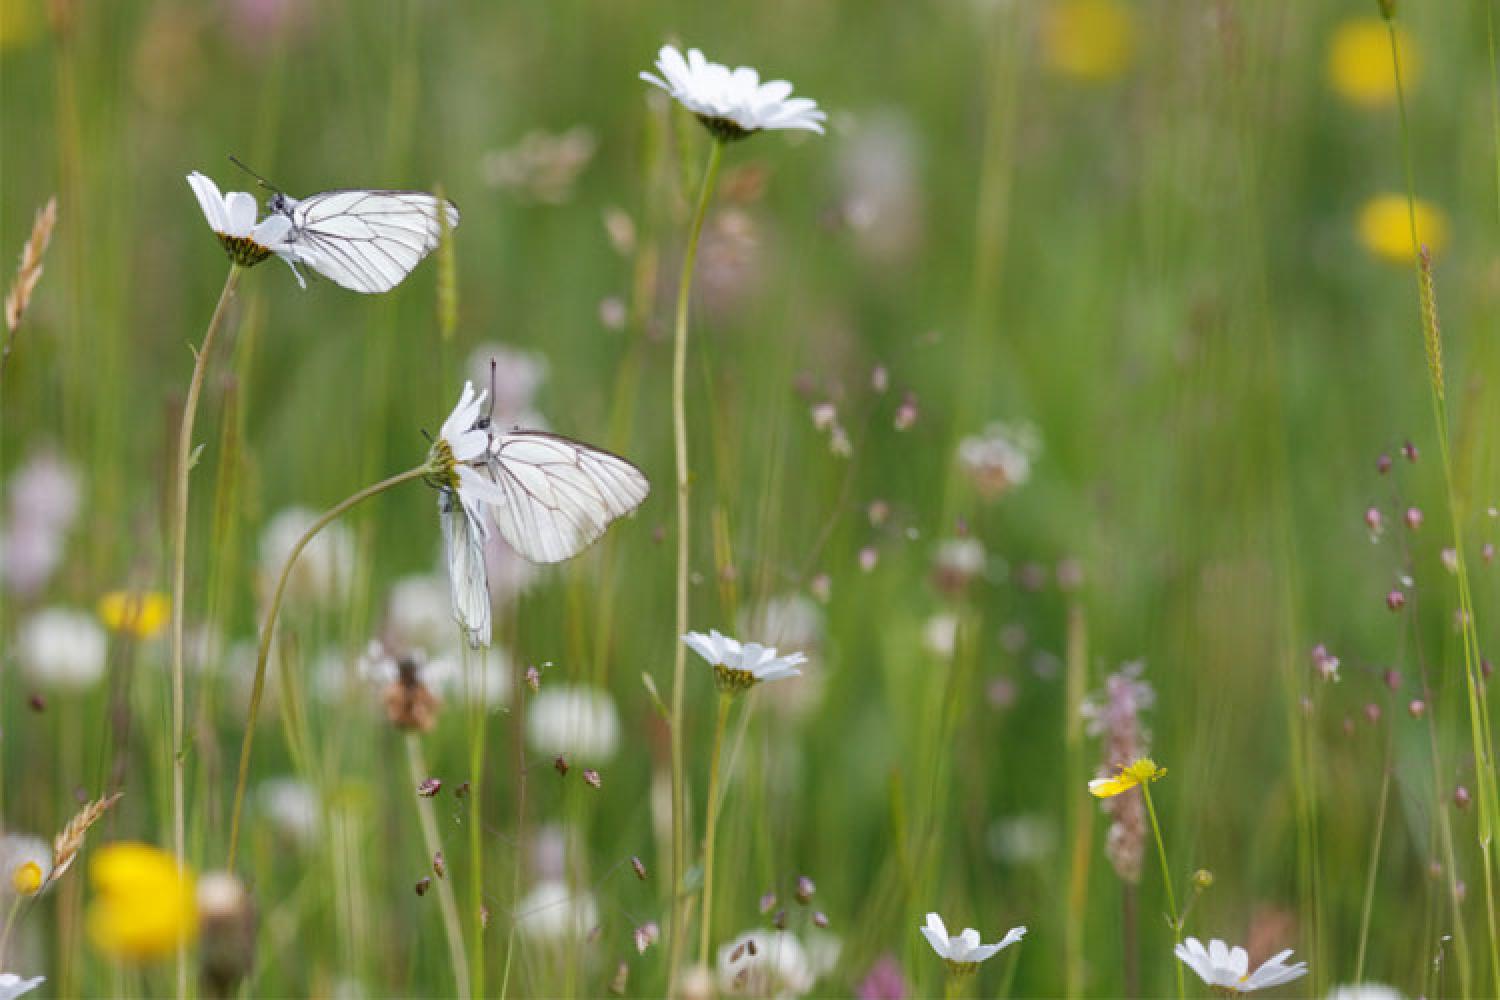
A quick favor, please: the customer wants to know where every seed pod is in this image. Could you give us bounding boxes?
[417,778,442,798]
[415,877,432,896]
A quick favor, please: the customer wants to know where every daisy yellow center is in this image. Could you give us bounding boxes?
[712,664,757,693]
[425,438,461,492]
[215,234,273,267]
[12,860,43,896]
[696,115,753,142]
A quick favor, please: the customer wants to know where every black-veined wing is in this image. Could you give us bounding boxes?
[286,190,458,294]
[485,431,650,564]
[440,489,492,648]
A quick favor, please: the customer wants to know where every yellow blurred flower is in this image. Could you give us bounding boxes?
[0,0,44,52]
[1089,757,1166,798]
[1327,17,1418,108]
[1358,194,1449,263]
[1041,0,1135,82]
[87,843,198,962]
[98,590,171,640]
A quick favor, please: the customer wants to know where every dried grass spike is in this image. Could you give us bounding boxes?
[49,791,122,884]
[3,196,59,368]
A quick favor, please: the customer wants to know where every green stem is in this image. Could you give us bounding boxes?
[0,894,25,967]
[1354,759,1393,984]
[170,262,240,1000]
[1140,784,1183,1000]
[468,647,487,999]
[226,464,428,870]
[666,134,725,995]
[406,733,471,998]
[698,692,733,965]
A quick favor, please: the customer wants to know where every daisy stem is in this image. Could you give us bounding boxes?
[1386,11,1500,991]
[468,652,487,999]
[170,261,240,999]
[406,732,471,998]
[1139,784,1183,1000]
[226,463,429,871]
[0,894,24,967]
[697,691,733,966]
[666,134,725,993]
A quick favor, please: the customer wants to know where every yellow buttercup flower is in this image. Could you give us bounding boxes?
[1041,0,1135,82]
[1358,194,1449,264]
[1089,757,1167,798]
[87,843,198,962]
[1328,18,1418,109]
[98,591,171,640]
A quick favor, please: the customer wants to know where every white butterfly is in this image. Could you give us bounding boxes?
[267,188,459,294]
[481,429,651,565]
[439,488,493,648]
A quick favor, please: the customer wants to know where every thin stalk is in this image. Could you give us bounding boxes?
[1354,757,1393,984]
[697,692,734,965]
[665,134,725,994]
[406,733,471,999]
[0,895,25,966]
[1386,12,1500,988]
[499,666,529,1000]
[1140,784,1183,1000]
[226,464,428,869]
[170,263,241,999]
[468,647,487,999]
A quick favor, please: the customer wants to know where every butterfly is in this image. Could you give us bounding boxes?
[232,158,458,294]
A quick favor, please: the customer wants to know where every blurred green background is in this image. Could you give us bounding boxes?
[1,0,1497,996]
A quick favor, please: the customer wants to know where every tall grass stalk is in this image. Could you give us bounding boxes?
[406,733,471,998]
[466,645,488,998]
[226,464,428,869]
[1384,11,1500,989]
[665,133,725,992]
[168,262,241,998]
[1353,752,1392,985]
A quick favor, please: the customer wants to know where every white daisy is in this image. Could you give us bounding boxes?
[641,45,826,140]
[0,834,53,901]
[186,171,301,282]
[682,629,805,693]
[919,912,1025,973]
[426,381,500,647]
[0,974,45,1000]
[17,607,107,694]
[1175,937,1309,993]
[525,684,621,763]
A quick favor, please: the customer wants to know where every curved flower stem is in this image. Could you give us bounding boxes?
[1140,784,1183,1000]
[170,262,240,999]
[406,732,471,998]
[666,134,725,993]
[226,464,428,870]
[697,691,733,965]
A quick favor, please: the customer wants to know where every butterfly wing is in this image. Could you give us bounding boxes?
[287,190,459,294]
[440,490,492,648]
[485,431,651,564]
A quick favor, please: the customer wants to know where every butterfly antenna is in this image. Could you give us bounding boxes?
[420,428,434,444]
[227,155,282,194]
[486,359,498,423]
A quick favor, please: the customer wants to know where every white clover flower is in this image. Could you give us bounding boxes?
[1327,985,1405,1000]
[255,776,321,849]
[17,607,107,693]
[3,449,80,597]
[641,45,826,140]
[0,974,45,1000]
[186,171,300,279]
[957,421,1040,500]
[514,880,599,943]
[1175,938,1308,993]
[923,612,959,659]
[717,928,816,998]
[525,684,620,762]
[920,912,1024,972]
[259,507,356,607]
[683,629,806,694]
[0,834,53,901]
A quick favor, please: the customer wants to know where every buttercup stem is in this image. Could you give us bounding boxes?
[170,262,240,999]
[406,733,472,998]
[698,691,734,965]
[1140,783,1183,1000]
[666,134,726,994]
[226,464,428,870]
